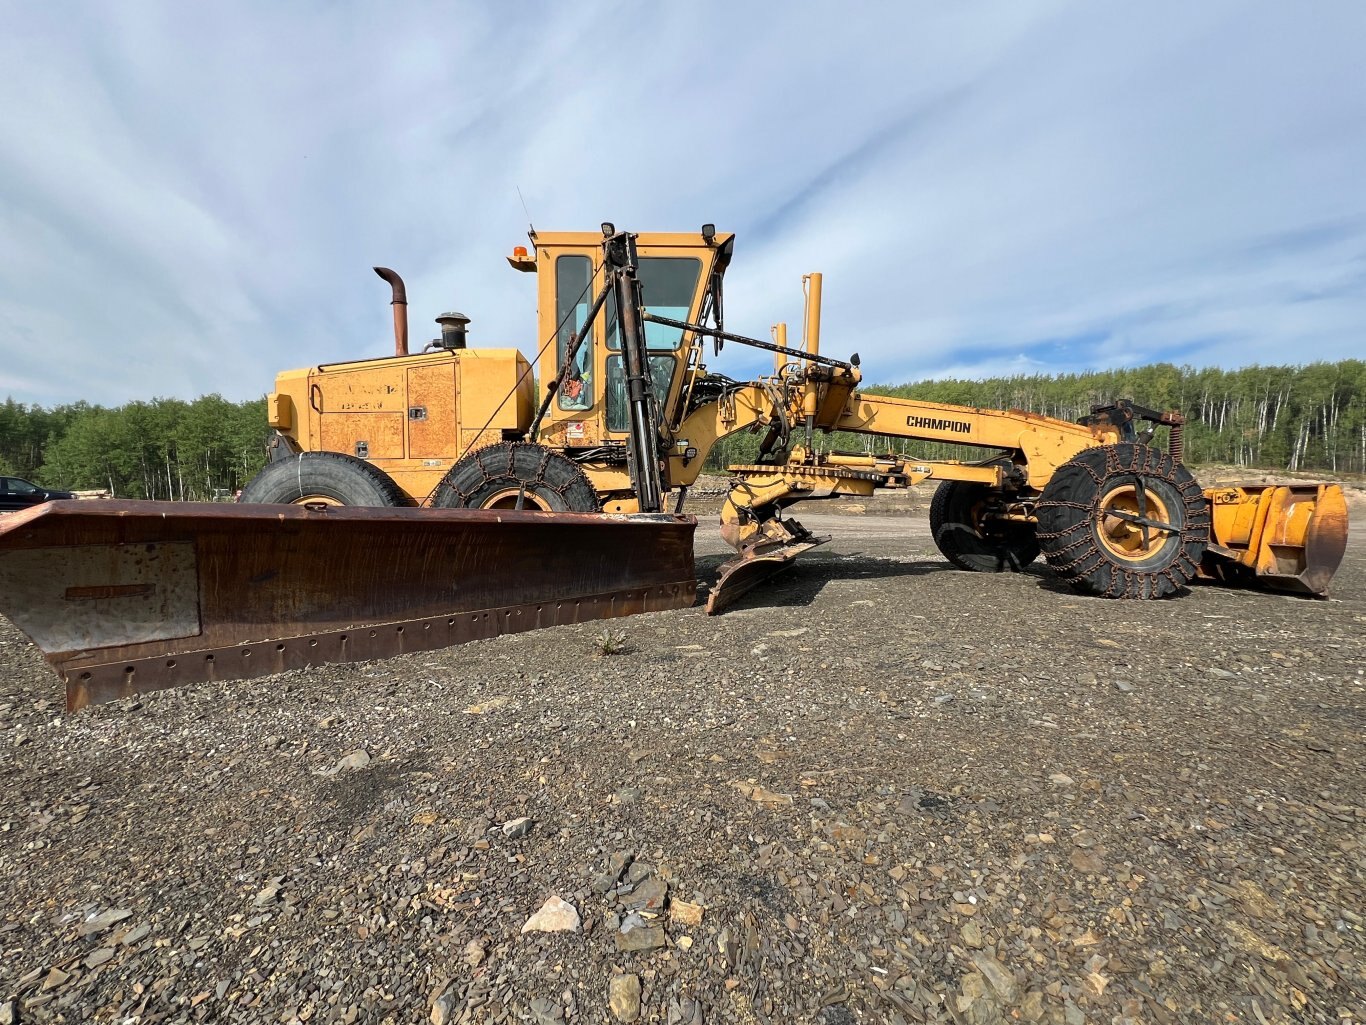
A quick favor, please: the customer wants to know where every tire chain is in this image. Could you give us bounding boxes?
[445,442,589,508]
[1036,444,1210,597]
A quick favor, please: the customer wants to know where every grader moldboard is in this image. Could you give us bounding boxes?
[0,226,1349,710]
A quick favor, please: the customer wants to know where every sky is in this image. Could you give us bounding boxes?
[1,1,1364,408]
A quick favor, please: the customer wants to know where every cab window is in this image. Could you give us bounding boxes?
[604,355,678,433]
[606,257,702,351]
[556,255,594,411]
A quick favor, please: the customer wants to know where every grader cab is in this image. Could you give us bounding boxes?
[250,226,739,515]
[0,224,1349,709]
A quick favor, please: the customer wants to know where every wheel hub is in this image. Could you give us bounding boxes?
[482,487,554,512]
[1098,484,1173,560]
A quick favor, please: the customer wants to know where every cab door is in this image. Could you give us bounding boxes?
[536,250,603,448]
[602,253,703,439]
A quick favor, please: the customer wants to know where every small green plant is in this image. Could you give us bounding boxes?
[592,629,628,656]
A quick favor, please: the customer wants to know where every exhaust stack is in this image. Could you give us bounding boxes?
[373,267,409,356]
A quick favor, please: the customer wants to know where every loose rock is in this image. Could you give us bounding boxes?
[324,748,370,775]
[615,925,666,952]
[669,899,704,928]
[608,974,641,1022]
[521,896,581,934]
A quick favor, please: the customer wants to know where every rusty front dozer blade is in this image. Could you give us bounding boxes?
[705,515,829,614]
[0,501,696,711]
[1201,482,1349,595]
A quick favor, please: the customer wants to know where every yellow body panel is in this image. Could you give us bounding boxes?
[268,348,533,504]
[266,392,294,431]
[830,392,1109,487]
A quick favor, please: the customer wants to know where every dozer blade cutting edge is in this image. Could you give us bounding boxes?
[0,500,696,710]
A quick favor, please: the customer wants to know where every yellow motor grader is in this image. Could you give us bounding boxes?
[248,225,1347,608]
[0,225,1348,709]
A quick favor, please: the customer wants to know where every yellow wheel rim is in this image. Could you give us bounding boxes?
[968,497,989,536]
[483,488,554,512]
[1098,484,1173,561]
[293,494,343,507]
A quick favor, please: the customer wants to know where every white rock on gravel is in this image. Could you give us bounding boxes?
[78,908,132,936]
[521,896,580,934]
[323,748,371,775]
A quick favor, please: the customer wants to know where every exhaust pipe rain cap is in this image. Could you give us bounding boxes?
[436,312,470,350]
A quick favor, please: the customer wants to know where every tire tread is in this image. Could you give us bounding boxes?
[1036,443,1209,598]
[929,480,1039,573]
[430,442,600,512]
[238,451,407,507]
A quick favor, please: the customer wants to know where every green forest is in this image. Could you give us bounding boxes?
[2,359,1363,500]
[0,396,267,501]
[709,359,1366,477]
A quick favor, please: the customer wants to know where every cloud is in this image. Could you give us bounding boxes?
[1,1,1364,408]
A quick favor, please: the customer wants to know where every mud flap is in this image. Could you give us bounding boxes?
[1201,483,1349,595]
[0,501,696,710]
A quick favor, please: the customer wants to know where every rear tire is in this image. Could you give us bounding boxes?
[1035,443,1209,598]
[430,442,600,512]
[929,480,1039,573]
[238,452,406,507]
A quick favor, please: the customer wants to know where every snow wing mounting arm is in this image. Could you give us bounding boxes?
[526,276,615,442]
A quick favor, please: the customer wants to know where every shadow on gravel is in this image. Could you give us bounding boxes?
[696,552,967,611]
[318,758,425,830]
[693,551,1208,609]
[1029,573,1195,600]
[1030,571,1090,596]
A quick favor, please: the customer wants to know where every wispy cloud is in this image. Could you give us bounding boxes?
[1,1,1364,407]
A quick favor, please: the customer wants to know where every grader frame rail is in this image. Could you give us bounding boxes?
[0,224,1349,708]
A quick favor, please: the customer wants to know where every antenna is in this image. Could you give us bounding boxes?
[515,185,537,240]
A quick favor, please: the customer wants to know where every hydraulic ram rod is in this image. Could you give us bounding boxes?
[642,313,856,371]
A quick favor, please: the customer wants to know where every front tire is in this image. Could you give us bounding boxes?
[238,452,406,507]
[1035,443,1209,598]
[430,442,600,512]
[929,480,1040,573]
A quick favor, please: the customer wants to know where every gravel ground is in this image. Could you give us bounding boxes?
[1,510,1362,1025]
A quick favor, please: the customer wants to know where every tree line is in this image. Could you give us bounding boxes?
[0,396,267,500]
[708,359,1366,475]
[2,359,1363,499]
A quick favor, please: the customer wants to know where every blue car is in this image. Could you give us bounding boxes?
[0,476,76,511]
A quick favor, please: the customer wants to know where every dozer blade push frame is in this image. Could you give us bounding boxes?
[0,501,696,710]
